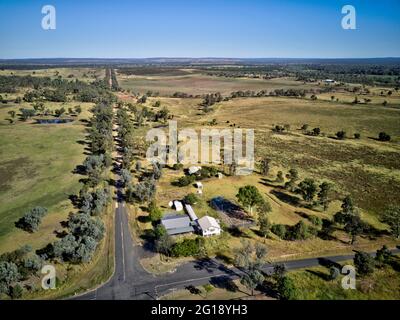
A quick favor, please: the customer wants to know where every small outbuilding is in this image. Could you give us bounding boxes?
[173,200,183,212]
[197,216,221,237]
[188,166,201,175]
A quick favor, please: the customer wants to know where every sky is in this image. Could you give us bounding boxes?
[0,0,399,59]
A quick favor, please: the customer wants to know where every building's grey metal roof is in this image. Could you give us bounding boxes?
[185,204,198,221]
[161,214,194,235]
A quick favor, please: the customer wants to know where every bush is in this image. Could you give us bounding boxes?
[336,130,346,140]
[378,132,391,142]
[354,133,361,139]
[10,283,23,299]
[309,215,322,227]
[354,251,375,276]
[277,276,299,300]
[170,238,204,257]
[271,224,287,239]
[149,202,162,222]
[183,193,199,205]
[15,207,48,233]
[173,175,196,187]
[172,163,184,171]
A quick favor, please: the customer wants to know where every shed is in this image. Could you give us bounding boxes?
[161,214,194,235]
[173,200,183,212]
[185,204,198,221]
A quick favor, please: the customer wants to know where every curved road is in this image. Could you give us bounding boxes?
[72,198,399,300]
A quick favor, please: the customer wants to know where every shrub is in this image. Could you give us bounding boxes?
[172,163,184,171]
[170,238,205,257]
[336,130,346,140]
[183,193,199,205]
[354,133,361,139]
[309,215,322,227]
[271,224,287,239]
[378,132,391,142]
[15,207,48,233]
[354,251,375,276]
[173,175,196,187]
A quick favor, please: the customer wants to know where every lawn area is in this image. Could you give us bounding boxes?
[117,73,319,96]
[0,101,93,254]
[288,258,400,300]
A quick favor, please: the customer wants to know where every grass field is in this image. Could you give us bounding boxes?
[117,73,320,96]
[0,67,104,82]
[0,101,94,254]
[288,258,400,300]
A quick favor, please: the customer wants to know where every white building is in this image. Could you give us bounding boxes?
[197,216,221,237]
[188,166,201,175]
[173,200,183,212]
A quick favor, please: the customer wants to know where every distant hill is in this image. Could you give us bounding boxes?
[1,57,400,69]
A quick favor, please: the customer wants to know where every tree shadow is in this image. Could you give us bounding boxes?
[271,190,301,207]
[209,276,240,293]
[317,257,342,269]
[306,269,330,281]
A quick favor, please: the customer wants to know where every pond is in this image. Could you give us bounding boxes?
[35,118,74,124]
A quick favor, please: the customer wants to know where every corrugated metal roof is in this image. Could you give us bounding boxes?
[185,204,198,221]
[161,214,194,235]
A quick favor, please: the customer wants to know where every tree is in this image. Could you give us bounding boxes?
[298,178,317,203]
[354,251,375,276]
[155,233,174,257]
[259,158,271,176]
[236,185,264,215]
[15,207,48,233]
[154,224,167,239]
[153,100,161,108]
[149,202,163,223]
[336,130,346,140]
[378,132,391,142]
[156,106,170,123]
[120,169,132,187]
[10,283,23,299]
[382,205,400,238]
[272,263,286,282]
[354,133,361,139]
[317,182,332,211]
[271,224,287,239]
[258,212,271,238]
[0,261,20,296]
[74,105,82,114]
[7,110,16,118]
[276,171,284,183]
[375,245,392,265]
[285,168,299,192]
[344,214,364,244]
[312,127,321,136]
[277,276,299,300]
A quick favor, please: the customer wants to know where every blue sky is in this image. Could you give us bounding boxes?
[0,0,399,58]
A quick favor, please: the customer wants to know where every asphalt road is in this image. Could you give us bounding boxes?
[71,198,400,300]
